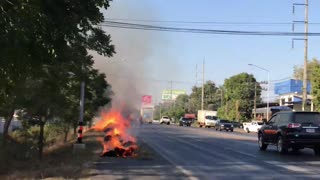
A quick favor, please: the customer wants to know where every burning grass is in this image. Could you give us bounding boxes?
[91,109,138,158]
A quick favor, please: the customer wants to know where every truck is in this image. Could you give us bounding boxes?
[140,106,154,124]
[197,110,218,128]
[243,121,264,133]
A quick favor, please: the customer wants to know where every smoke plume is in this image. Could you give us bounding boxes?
[93,0,157,110]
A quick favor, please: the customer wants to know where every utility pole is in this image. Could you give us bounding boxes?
[292,0,308,111]
[159,103,162,118]
[220,89,223,107]
[170,80,173,107]
[201,59,205,110]
[254,82,257,120]
[195,64,198,86]
[302,0,309,111]
[78,81,85,144]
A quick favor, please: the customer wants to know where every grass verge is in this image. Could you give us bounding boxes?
[0,130,103,180]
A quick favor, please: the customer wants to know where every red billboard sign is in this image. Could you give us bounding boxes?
[142,95,152,105]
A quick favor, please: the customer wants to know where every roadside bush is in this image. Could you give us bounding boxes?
[10,123,65,152]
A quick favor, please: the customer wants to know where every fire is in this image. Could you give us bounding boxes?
[92,109,138,157]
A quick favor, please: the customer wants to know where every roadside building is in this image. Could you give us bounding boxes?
[274,79,313,111]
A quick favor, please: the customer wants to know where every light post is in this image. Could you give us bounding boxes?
[248,64,270,120]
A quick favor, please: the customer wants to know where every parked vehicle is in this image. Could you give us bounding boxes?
[160,116,170,125]
[243,121,264,133]
[258,111,320,155]
[215,120,234,132]
[179,117,193,127]
[197,110,217,128]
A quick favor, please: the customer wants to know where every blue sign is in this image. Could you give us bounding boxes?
[274,79,311,95]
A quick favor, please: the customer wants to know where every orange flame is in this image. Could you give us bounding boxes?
[92,109,138,157]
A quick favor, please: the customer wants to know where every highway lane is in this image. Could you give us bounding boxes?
[138,124,320,180]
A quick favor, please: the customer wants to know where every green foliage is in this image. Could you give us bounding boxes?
[188,81,221,112]
[294,58,320,80]
[311,63,320,111]
[219,73,261,120]
[11,123,64,149]
[0,0,115,159]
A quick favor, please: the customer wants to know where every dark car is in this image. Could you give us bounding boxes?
[215,119,234,132]
[232,121,243,128]
[258,111,320,155]
[179,117,193,127]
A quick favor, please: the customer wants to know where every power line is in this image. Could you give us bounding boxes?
[100,21,320,36]
[105,18,320,26]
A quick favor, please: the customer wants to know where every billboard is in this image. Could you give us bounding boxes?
[142,95,152,106]
[274,79,311,95]
[162,90,186,100]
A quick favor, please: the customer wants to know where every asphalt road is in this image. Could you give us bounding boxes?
[93,123,320,180]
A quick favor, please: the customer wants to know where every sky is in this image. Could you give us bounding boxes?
[93,0,320,105]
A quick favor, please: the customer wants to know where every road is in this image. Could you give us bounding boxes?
[93,123,320,180]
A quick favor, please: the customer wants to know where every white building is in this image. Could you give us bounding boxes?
[278,92,313,111]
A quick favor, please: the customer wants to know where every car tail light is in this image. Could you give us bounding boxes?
[287,123,301,128]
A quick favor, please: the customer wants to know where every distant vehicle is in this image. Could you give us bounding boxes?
[258,111,320,155]
[140,106,154,124]
[215,119,234,132]
[179,117,193,127]
[197,110,217,128]
[160,116,170,125]
[243,121,264,133]
[232,122,243,128]
[184,114,196,123]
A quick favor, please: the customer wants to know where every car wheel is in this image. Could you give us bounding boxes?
[167,122,170,125]
[277,136,288,154]
[258,133,268,151]
[226,129,229,132]
[219,127,222,131]
[230,129,234,132]
[179,123,183,126]
[246,128,250,133]
[313,146,320,156]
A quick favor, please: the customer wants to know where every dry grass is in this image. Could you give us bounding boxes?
[0,131,104,180]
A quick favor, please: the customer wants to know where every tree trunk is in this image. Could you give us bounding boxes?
[73,125,77,135]
[38,117,46,160]
[2,109,15,146]
[64,126,69,143]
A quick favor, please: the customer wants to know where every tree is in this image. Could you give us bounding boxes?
[311,63,320,111]
[0,0,115,147]
[294,58,320,80]
[189,81,220,112]
[218,73,261,121]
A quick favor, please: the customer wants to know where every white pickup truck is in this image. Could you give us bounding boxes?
[243,121,264,133]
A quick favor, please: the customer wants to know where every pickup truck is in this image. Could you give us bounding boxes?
[243,121,264,133]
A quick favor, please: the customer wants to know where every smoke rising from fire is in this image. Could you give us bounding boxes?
[92,1,157,110]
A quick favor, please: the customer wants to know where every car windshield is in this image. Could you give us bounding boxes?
[205,116,217,120]
[162,117,169,119]
[294,113,320,124]
[220,120,230,123]
[257,122,264,125]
